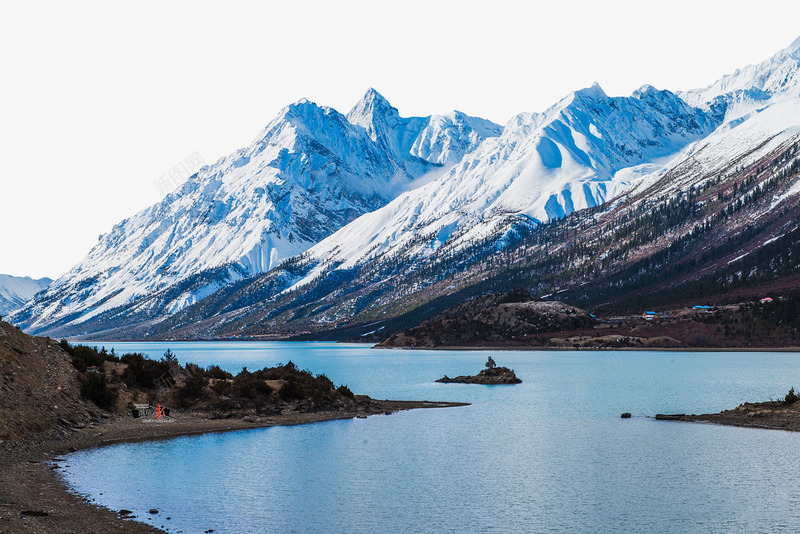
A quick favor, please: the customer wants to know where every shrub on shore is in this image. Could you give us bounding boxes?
[278,377,307,400]
[234,370,273,401]
[79,371,117,410]
[60,340,119,372]
[121,353,173,389]
[337,384,355,399]
[176,373,208,407]
[785,387,799,405]
[206,365,233,380]
[212,379,232,396]
[59,341,360,413]
[60,340,119,409]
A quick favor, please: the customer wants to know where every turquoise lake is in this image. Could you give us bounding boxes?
[59,342,800,533]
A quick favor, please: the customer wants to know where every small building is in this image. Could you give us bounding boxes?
[760,297,773,303]
[642,311,656,320]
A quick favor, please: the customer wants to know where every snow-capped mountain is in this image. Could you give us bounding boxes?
[295,36,800,287]
[12,90,500,334]
[290,83,717,282]
[680,36,800,122]
[14,37,800,341]
[625,36,800,199]
[145,35,800,341]
[347,90,502,166]
[0,275,51,317]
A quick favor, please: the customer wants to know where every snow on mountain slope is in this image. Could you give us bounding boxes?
[0,275,51,316]
[410,111,503,165]
[295,39,800,288]
[680,36,800,121]
[346,89,503,166]
[626,39,800,200]
[292,83,717,282]
[670,98,800,186]
[13,90,500,333]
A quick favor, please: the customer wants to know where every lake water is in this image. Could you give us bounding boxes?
[60,342,800,533]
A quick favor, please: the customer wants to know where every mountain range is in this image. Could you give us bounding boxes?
[11,90,500,335]
[11,37,800,341]
[0,275,51,317]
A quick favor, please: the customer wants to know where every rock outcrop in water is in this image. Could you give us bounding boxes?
[436,356,522,384]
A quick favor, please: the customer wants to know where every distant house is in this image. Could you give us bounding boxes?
[692,305,712,310]
[760,297,773,303]
[642,311,656,320]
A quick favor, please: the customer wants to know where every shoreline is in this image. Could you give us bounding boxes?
[657,400,800,433]
[67,336,800,352]
[0,400,467,533]
[374,344,800,352]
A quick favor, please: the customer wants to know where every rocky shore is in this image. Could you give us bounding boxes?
[0,320,467,532]
[0,400,465,533]
[659,399,800,432]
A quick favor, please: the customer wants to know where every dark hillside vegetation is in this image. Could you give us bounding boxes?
[378,288,800,349]
[53,340,364,416]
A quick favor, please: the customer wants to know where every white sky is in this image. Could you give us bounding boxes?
[2,0,799,279]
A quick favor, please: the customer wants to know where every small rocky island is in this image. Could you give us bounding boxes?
[436,356,522,384]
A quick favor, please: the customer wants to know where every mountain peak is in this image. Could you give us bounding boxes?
[631,84,677,103]
[574,82,607,100]
[788,35,800,53]
[633,84,659,96]
[362,87,389,104]
[273,97,324,121]
[347,88,399,129]
[253,97,328,142]
[285,97,327,113]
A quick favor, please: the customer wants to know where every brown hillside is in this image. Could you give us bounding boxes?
[0,321,95,444]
